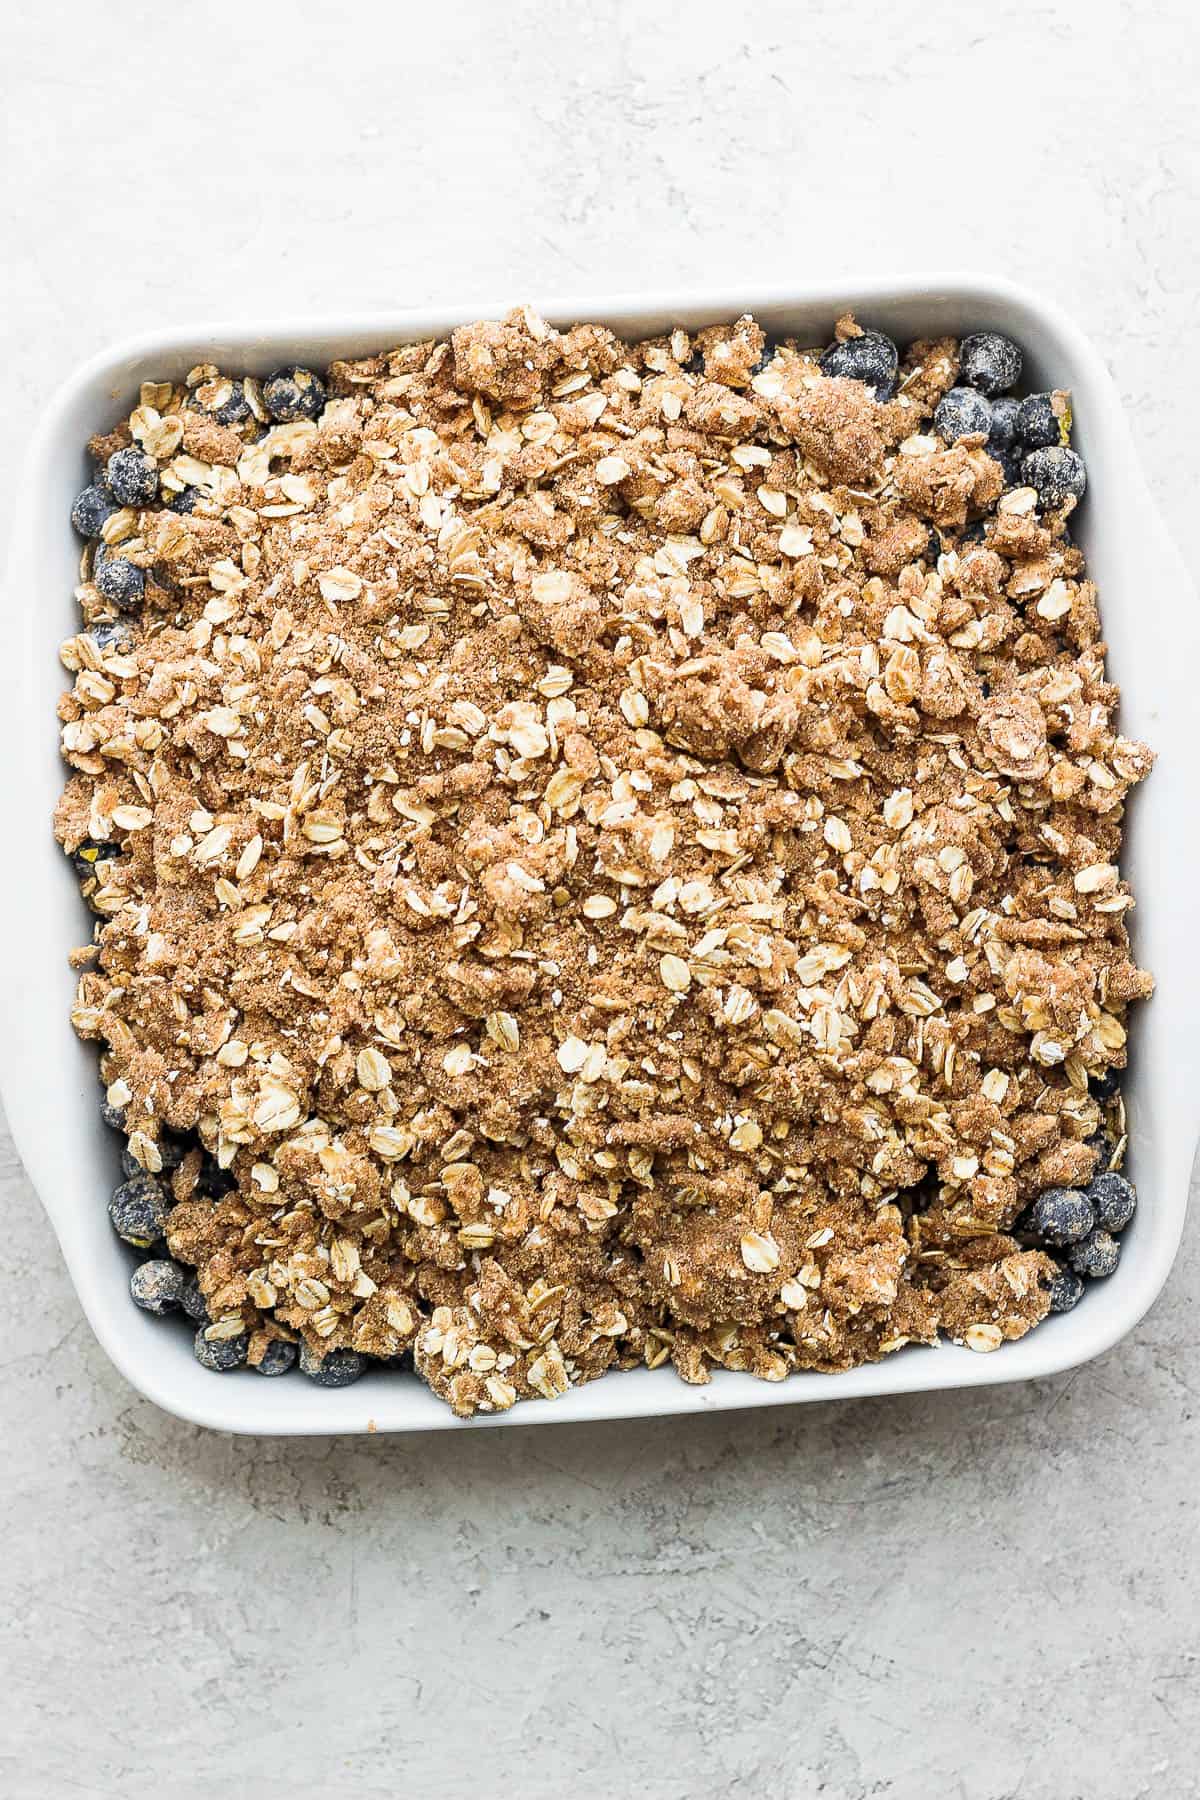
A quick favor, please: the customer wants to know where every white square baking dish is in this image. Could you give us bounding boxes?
[3,274,1195,1435]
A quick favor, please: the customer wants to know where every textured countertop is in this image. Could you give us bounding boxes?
[2,2,1197,1795]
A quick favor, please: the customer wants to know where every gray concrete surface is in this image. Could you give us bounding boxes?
[2,2,1198,1795]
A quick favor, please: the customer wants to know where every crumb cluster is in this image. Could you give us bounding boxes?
[56,308,1152,1414]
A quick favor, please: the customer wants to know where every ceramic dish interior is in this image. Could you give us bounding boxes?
[2,274,1195,1434]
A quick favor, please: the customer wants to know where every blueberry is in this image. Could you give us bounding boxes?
[1088,1170,1137,1233]
[193,1325,249,1372]
[157,1129,191,1174]
[89,618,135,654]
[193,375,250,426]
[167,485,201,514]
[986,401,1023,479]
[119,1133,187,1180]
[1068,1227,1121,1279]
[1028,1186,1096,1246]
[1023,446,1087,508]
[196,1151,236,1200]
[108,1174,168,1249]
[988,396,1021,448]
[1087,1128,1118,1174]
[255,1338,299,1377]
[130,1259,186,1315]
[94,553,145,611]
[70,839,119,883]
[934,386,993,443]
[958,331,1023,396]
[100,1094,126,1131]
[986,442,1024,486]
[1017,392,1065,450]
[106,447,159,507]
[71,483,118,538]
[818,330,898,400]
[262,365,326,422]
[180,1274,209,1323]
[1090,1066,1122,1102]
[298,1342,368,1387]
[1047,1262,1085,1313]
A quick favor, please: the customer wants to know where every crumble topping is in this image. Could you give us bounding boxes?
[55,307,1152,1414]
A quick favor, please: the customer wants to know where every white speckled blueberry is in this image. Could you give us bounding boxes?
[130,1259,186,1315]
[193,1326,249,1372]
[958,331,1022,396]
[105,446,159,507]
[108,1175,168,1249]
[262,365,326,422]
[1029,1186,1096,1245]
[298,1342,368,1387]
[1023,445,1087,508]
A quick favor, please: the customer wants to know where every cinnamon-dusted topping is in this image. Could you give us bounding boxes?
[55,310,1152,1414]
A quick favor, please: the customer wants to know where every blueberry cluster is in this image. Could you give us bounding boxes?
[934,330,1086,507]
[818,324,1087,512]
[1022,1167,1138,1313]
[99,1087,365,1386]
[68,363,329,617]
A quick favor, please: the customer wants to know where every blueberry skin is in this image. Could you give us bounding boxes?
[100,1094,126,1131]
[180,1274,210,1324]
[298,1342,368,1387]
[986,401,1022,478]
[986,441,1024,486]
[1091,1065,1122,1102]
[262,365,326,422]
[120,1136,185,1180]
[159,1129,191,1173]
[1088,1170,1137,1233]
[818,331,899,400]
[1023,445,1087,508]
[1017,393,1063,450]
[934,386,993,443]
[958,331,1023,396]
[194,1326,249,1372]
[1069,1227,1121,1279]
[130,1259,186,1315]
[1029,1186,1096,1246]
[988,396,1021,447]
[167,485,201,514]
[1087,1128,1118,1174]
[193,375,250,426]
[106,447,159,507]
[71,483,118,538]
[89,618,135,654]
[108,1175,168,1249]
[70,839,119,883]
[255,1339,299,1377]
[196,1151,236,1200]
[73,839,121,913]
[1047,1262,1085,1313]
[94,554,145,611]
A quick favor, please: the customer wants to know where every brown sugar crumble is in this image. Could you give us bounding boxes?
[55,308,1153,1415]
